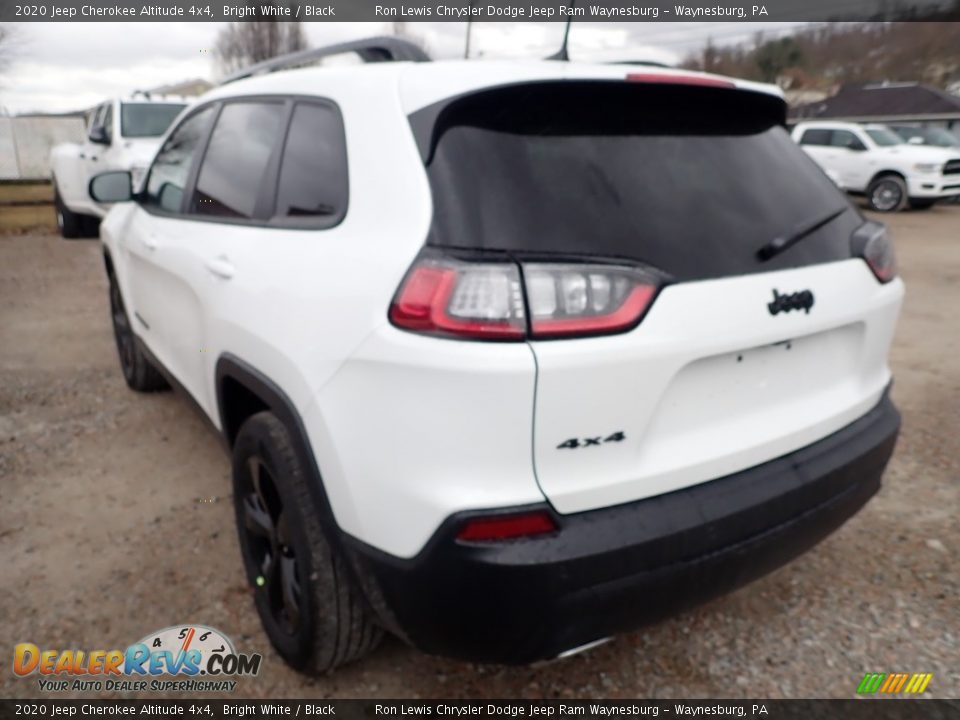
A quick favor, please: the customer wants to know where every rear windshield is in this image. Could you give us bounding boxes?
[121,103,187,138]
[412,82,861,281]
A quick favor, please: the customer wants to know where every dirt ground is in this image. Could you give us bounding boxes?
[1,206,958,700]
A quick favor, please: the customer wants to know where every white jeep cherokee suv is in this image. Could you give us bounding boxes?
[791,120,960,212]
[89,38,903,673]
[50,93,187,237]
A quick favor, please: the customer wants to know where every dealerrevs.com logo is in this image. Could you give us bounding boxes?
[13,625,262,693]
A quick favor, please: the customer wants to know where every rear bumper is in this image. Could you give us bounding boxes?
[347,390,900,664]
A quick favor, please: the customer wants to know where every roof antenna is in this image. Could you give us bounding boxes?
[547,2,575,61]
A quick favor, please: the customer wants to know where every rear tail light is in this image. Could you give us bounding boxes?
[852,222,897,283]
[524,264,659,339]
[457,510,557,542]
[390,255,661,341]
[389,257,526,340]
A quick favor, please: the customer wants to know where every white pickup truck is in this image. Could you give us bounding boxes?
[792,121,960,212]
[50,94,187,237]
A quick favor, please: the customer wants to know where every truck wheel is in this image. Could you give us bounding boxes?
[108,276,169,392]
[909,199,937,210]
[54,183,83,239]
[866,175,907,212]
[232,412,383,674]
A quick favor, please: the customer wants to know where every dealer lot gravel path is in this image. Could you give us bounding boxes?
[1,207,957,699]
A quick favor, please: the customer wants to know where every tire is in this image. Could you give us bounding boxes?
[81,214,101,237]
[232,412,383,674]
[909,198,937,210]
[866,175,907,212]
[108,275,169,392]
[53,182,83,239]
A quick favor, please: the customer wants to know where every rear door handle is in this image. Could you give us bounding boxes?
[205,256,235,280]
[143,234,159,250]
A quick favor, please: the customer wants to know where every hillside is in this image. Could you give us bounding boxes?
[682,22,960,92]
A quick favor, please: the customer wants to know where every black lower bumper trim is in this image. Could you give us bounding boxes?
[346,391,900,664]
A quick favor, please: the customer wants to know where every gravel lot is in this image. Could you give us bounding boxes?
[1,206,957,700]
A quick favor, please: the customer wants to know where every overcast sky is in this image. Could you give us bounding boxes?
[1,21,804,113]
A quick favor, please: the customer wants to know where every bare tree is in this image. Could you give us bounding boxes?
[215,20,308,75]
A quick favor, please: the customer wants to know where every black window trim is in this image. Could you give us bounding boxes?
[138,93,349,231]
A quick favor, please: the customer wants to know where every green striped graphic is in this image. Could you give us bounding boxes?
[857,673,886,694]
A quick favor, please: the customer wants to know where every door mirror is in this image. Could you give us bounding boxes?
[908,136,924,145]
[845,137,867,151]
[89,171,133,203]
[157,182,184,212]
[88,125,110,145]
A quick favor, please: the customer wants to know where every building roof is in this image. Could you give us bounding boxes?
[791,82,960,121]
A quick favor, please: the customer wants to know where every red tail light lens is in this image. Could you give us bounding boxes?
[524,264,659,339]
[853,222,897,283]
[457,511,557,542]
[389,258,526,340]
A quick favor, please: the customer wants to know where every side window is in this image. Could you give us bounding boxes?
[799,129,831,146]
[831,130,865,151]
[144,106,216,214]
[102,104,114,144]
[191,102,285,219]
[87,104,106,139]
[272,102,348,226]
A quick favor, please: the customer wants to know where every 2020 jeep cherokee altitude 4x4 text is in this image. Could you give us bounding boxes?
[90,38,903,673]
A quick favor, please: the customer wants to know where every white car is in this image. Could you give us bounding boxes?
[89,38,903,673]
[50,93,187,237]
[792,121,960,211]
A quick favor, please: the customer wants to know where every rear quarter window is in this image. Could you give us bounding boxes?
[271,101,348,227]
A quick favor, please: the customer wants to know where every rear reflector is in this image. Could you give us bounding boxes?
[626,73,736,89]
[457,511,557,542]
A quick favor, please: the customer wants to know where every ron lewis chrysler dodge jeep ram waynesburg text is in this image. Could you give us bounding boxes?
[88,38,903,673]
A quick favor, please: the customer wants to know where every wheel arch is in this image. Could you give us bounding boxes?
[103,247,115,277]
[868,169,907,187]
[216,353,342,527]
[215,353,402,635]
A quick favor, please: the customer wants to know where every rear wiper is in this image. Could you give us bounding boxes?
[756,206,849,262]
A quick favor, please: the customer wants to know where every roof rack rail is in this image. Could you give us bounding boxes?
[220,36,430,85]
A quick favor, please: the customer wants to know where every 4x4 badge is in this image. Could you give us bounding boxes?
[768,289,815,315]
